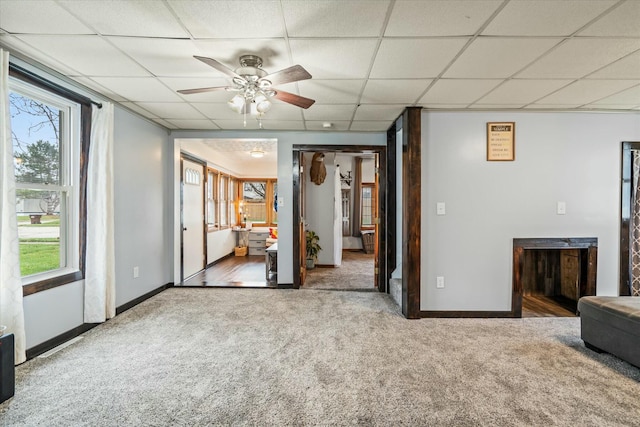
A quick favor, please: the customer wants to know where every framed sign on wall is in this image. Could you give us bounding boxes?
[487,122,515,161]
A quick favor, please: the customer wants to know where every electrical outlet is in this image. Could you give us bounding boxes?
[557,201,566,215]
[133,266,139,278]
[436,276,445,288]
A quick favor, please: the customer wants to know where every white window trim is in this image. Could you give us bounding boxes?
[9,78,81,285]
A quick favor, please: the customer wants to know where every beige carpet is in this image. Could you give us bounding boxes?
[303,250,375,291]
[1,288,639,426]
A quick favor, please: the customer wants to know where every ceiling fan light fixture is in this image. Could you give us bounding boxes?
[228,94,245,113]
[179,55,315,127]
[254,93,272,113]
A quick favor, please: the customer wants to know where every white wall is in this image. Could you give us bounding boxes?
[113,107,173,306]
[305,153,341,266]
[172,130,386,284]
[422,111,640,311]
[207,229,236,264]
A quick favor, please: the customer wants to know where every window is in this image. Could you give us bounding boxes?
[9,74,83,290]
[361,183,376,229]
[229,177,238,226]
[207,169,216,226]
[219,175,228,227]
[242,179,277,226]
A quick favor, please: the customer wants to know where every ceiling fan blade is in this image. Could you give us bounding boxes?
[262,64,312,86]
[273,90,315,109]
[193,55,242,79]
[177,86,230,95]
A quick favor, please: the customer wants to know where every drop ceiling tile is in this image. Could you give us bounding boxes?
[152,118,175,129]
[90,77,182,102]
[160,77,233,103]
[120,102,159,119]
[194,39,291,75]
[386,0,503,36]
[580,1,640,37]
[361,79,432,104]
[303,105,357,121]
[476,79,573,104]
[257,103,304,121]
[0,35,82,77]
[0,0,92,34]
[370,38,469,78]
[192,103,249,120]
[350,121,394,132]
[136,102,207,120]
[107,37,207,77]
[444,38,562,78]
[483,0,616,36]
[167,0,284,38]
[468,104,525,109]
[14,35,149,77]
[290,39,378,79]
[421,104,470,109]
[582,104,640,110]
[214,120,263,130]
[587,51,640,79]
[419,79,502,104]
[524,104,582,109]
[353,105,405,121]
[67,77,127,102]
[260,121,306,131]
[589,84,640,106]
[165,119,220,130]
[281,0,389,37]
[305,121,351,131]
[296,80,364,104]
[518,38,640,78]
[533,80,639,105]
[58,0,188,38]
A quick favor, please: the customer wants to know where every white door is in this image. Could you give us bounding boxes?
[182,157,205,280]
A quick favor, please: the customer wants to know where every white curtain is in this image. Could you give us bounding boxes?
[0,49,27,364]
[84,102,115,323]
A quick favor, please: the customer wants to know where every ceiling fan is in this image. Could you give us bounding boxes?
[178,55,315,122]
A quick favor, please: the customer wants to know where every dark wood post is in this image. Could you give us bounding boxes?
[402,107,421,319]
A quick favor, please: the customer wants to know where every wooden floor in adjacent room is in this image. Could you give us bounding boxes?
[522,295,578,318]
[181,255,274,288]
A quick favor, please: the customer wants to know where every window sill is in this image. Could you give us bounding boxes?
[23,270,83,297]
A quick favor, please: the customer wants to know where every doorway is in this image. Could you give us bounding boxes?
[292,145,387,292]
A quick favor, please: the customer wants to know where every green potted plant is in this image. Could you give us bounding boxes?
[306,230,322,269]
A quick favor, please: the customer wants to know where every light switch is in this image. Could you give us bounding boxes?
[278,197,284,207]
[436,202,446,216]
[557,201,566,215]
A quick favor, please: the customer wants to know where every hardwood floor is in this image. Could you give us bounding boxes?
[180,254,275,288]
[522,295,577,318]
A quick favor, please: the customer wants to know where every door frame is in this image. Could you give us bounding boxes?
[292,145,388,291]
[620,141,640,296]
[180,152,207,284]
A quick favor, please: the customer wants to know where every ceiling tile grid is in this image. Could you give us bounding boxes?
[0,0,638,132]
